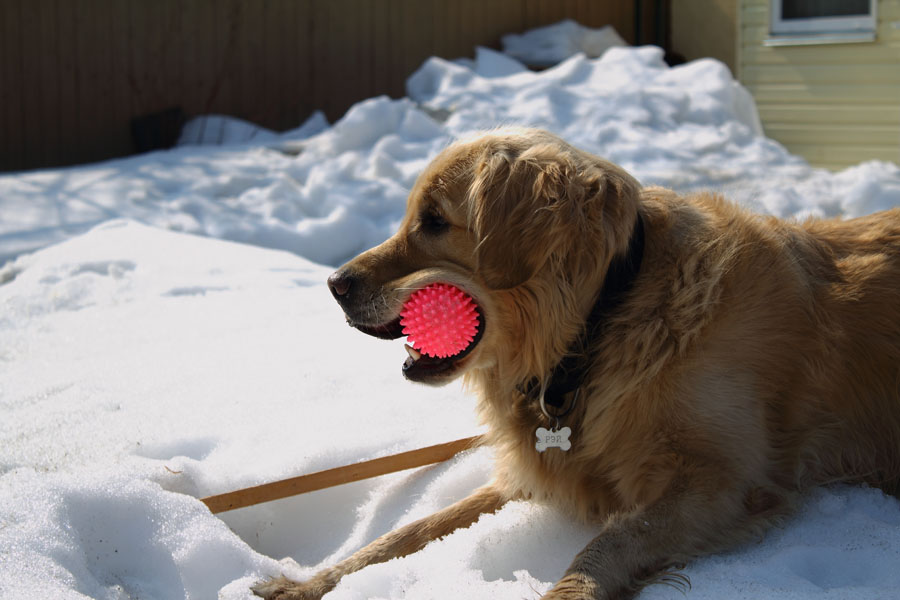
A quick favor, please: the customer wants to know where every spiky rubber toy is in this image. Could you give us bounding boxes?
[400,283,479,358]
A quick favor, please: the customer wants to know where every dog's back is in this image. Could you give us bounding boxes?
[684,198,900,495]
[801,208,900,492]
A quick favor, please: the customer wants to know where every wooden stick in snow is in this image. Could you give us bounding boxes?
[200,435,484,514]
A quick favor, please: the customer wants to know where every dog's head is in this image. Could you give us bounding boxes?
[328,128,641,386]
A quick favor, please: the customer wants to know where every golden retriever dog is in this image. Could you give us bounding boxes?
[255,128,900,599]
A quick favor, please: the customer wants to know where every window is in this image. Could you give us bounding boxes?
[769,0,876,44]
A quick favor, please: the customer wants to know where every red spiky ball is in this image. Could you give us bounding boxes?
[400,283,479,358]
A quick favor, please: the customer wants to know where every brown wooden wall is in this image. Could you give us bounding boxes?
[1,0,658,172]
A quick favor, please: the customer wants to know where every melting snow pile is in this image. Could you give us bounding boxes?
[2,21,900,600]
[3,36,899,268]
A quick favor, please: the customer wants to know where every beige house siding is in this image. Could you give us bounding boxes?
[738,0,900,170]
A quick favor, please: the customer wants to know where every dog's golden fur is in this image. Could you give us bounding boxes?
[255,128,900,599]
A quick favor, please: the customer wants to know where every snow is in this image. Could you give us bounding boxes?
[177,111,330,148]
[500,19,627,67]
[2,21,900,600]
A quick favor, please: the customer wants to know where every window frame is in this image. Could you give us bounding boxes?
[770,0,877,35]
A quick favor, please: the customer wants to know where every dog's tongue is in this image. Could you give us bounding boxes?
[399,283,480,359]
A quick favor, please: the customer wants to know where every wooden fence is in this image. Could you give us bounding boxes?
[1,0,661,172]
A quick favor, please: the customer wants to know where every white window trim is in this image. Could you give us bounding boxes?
[769,0,877,42]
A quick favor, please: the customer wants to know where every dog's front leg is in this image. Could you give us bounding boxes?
[542,473,780,600]
[253,484,508,599]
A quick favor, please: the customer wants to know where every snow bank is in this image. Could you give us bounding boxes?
[3,42,898,269]
[177,111,329,148]
[500,19,627,67]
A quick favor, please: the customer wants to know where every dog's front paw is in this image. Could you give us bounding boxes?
[251,575,330,600]
[541,572,602,600]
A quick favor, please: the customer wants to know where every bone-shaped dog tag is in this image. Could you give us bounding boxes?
[535,426,571,452]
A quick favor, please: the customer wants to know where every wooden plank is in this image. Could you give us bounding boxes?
[36,0,61,167]
[92,0,114,155]
[538,0,568,29]
[200,435,483,514]
[133,0,173,139]
[73,0,96,161]
[580,0,603,30]
[430,0,451,59]
[743,44,900,65]
[262,0,284,129]
[371,0,392,103]
[593,0,633,43]
[454,0,477,58]
[399,0,433,87]
[750,83,900,105]
[785,142,900,168]
[107,0,132,157]
[481,0,508,52]
[738,22,765,48]
[0,0,9,168]
[573,0,590,27]
[192,0,217,117]
[163,0,183,115]
[521,0,541,32]
[763,123,899,146]
[1,1,24,170]
[206,0,234,116]
[330,0,358,115]
[240,0,264,123]
[296,0,316,126]
[54,0,78,167]
[20,0,43,167]
[882,0,900,19]
[740,2,769,27]
[180,0,200,117]
[217,0,240,119]
[126,0,148,129]
[323,0,345,117]
[482,0,519,50]
[92,0,116,160]
[358,0,379,103]
[490,0,528,49]
[310,0,331,117]
[742,63,900,85]
[385,0,404,99]
[275,0,289,129]
[637,0,656,45]
[757,104,900,126]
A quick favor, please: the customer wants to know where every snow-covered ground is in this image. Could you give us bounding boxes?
[2,22,900,600]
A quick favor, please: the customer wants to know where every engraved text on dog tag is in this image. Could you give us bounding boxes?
[535,426,572,452]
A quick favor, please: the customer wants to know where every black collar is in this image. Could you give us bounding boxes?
[519,212,645,415]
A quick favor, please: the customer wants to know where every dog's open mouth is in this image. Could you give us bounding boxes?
[353,318,405,340]
[351,309,484,383]
[401,308,484,382]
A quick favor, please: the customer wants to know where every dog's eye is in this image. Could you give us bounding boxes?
[420,209,449,234]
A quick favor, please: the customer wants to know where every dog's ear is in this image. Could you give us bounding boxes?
[468,142,635,290]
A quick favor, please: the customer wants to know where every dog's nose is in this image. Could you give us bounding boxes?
[327,270,354,299]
